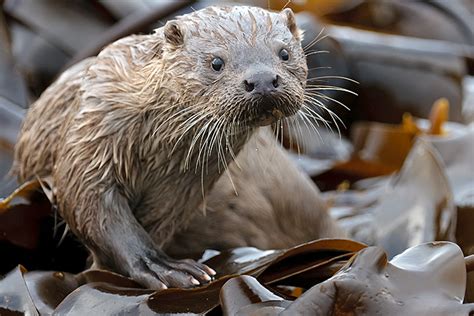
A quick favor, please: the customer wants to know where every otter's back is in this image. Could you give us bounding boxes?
[13,58,94,182]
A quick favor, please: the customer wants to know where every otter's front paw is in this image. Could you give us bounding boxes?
[131,256,216,289]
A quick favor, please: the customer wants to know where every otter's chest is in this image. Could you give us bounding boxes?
[132,148,226,231]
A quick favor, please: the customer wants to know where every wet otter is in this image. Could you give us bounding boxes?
[13,6,309,289]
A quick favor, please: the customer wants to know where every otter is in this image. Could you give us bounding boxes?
[13,6,309,289]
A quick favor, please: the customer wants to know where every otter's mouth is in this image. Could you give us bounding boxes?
[252,97,301,126]
[255,108,285,126]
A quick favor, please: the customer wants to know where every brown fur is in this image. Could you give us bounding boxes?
[12,6,340,288]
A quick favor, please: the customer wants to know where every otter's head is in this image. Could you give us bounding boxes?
[158,6,307,132]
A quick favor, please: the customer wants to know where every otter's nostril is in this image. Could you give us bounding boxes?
[244,80,255,92]
[272,75,279,88]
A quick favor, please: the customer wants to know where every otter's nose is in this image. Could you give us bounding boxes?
[243,71,280,95]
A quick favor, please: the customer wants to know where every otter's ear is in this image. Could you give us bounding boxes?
[164,21,184,46]
[280,8,302,41]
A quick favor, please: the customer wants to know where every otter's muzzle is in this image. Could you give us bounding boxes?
[243,70,280,96]
[242,68,292,126]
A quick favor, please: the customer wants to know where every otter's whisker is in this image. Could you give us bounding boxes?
[201,119,219,172]
[225,126,242,170]
[305,50,330,57]
[291,114,306,154]
[159,104,194,125]
[306,76,359,84]
[280,120,286,148]
[306,85,358,97]
[286,119,294,152]
[217,128,227,174]
[305,91,352,111]
[300,104,323,126]
[207,117,224,160]
[298,109,320,143]
[183,117,208,170]
[302,100,334,132]
[300,101,331,125]
[298,111,324,143]
[206,116,227,173]
[196,119,216,173]
[305,94,346,138]
[303,27,327,51]
[188,118,213,171]
[170,113,209,156]
[198,120,216,201]
[326,109,343,139]
[307,66,332,72]
[222,126,238,196]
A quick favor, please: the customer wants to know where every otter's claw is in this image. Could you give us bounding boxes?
[132,256,216,289]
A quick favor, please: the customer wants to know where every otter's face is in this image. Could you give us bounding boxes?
[161,6,308,130]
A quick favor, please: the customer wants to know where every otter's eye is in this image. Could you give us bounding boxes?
[211,57,224,72]
[279,48,289,61]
